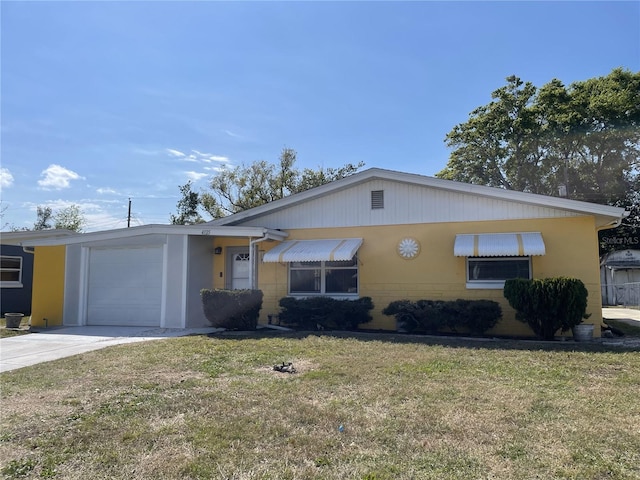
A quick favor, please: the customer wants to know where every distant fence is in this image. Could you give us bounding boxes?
[606,282,640,309]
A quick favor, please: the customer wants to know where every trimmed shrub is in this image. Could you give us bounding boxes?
[381,300,424,333]
[382,299,502,335]
[465,299,504,335]
[503,277,589,340]
[201,289,263,330]
[278,296,374,330]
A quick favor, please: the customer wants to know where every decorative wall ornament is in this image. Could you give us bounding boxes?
[397,237,420,259]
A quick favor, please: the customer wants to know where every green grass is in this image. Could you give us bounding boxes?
[605,318,640,337]
[0,316,31,338]
[1,332,639,479]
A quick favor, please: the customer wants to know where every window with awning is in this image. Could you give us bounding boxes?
[454,232,545,257]
[263,238,363,263]
[263,239,362,296]
[454,233,545,289]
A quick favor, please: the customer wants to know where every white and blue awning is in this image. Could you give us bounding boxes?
[454,232,545,257]
[263,238,363,263]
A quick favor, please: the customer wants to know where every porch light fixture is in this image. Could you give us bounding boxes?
[214,247,223,255]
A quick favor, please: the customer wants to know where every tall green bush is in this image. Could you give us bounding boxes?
[503,277,589,340]
[201,289,263,330]
[278,296,374,330]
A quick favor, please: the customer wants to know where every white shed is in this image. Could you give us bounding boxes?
[600,249,640,307]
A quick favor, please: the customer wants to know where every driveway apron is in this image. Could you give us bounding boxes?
[0,326,216,373]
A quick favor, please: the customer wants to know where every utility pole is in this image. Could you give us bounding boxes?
[127,198,132,228]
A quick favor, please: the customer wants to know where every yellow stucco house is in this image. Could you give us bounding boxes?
[2,168,627,338]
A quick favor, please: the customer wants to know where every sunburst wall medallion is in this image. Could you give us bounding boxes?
[397,237,420,259]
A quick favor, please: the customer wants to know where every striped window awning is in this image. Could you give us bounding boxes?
[262,238,363,263]
[454,232,545,257]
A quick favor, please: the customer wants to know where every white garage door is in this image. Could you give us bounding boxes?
[87,246,163,326]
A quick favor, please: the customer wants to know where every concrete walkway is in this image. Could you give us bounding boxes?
[602,306,640,326]
[0,326,217,373]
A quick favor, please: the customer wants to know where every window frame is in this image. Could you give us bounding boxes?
[288,256,359,298]
[465,256,531,289]
[0,255,23,288]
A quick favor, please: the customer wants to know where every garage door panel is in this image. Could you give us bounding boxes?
[88,306,161,327]
[87,246,163,326]
[89,287,160,305]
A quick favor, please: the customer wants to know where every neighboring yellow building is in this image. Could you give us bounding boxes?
[0,230,74,328]
[2,169,627,338]
[30,246,66,328]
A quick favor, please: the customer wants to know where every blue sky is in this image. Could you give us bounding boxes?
[1,1,638,232]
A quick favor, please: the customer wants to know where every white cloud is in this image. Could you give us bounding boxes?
[133,147,161,156]
[0,167,14,189]
[38,199,78,211]
[97,187,118,195]
[169,148,231,165]
[185,171,209,182]
[223,129,241,138]
[37,164,83,190]
[83,211,131,232]
[166,148,186,157]
[204,165,227,173]
[206,155,230,163]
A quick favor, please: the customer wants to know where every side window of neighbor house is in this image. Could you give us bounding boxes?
[0,256,23,287]
[466,257,530,288]
[289,257,358,296]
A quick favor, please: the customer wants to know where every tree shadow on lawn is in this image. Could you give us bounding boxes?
[208,328,640,354]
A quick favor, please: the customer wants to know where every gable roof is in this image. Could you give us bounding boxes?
[207,168,627,229]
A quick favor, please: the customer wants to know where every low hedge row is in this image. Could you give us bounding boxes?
[382,299,502,335]
[201,289,263,330]
[278,296,374,330]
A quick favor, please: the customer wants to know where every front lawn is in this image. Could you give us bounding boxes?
[1,333,639,479]
[605,318,640,337]
[0,316,31,338]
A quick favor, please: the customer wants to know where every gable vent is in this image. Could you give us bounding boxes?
[371,190,384,209]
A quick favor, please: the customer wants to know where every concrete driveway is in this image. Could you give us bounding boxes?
[0,326,216,373]
[602,306,640,325]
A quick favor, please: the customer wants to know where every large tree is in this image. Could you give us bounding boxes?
[170,181,205,225]
[53,204,86,232]
[437,69,640,208]
[180,148,364,220]
[33,206,53,230]
[15,204,86,232]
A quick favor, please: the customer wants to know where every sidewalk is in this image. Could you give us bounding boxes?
[602,306,640,326]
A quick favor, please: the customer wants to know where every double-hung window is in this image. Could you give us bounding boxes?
[289,256,358,296]
[0,256,23,288]
[466,256,531,289]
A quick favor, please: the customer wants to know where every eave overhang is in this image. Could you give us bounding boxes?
[0,224,288,247]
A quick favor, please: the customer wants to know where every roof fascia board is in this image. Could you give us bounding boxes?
[210,168,626,225]
[1,224,287,247]
[0,229,77,244]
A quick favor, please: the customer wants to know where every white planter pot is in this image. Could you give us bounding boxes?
[572,323,594,342]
